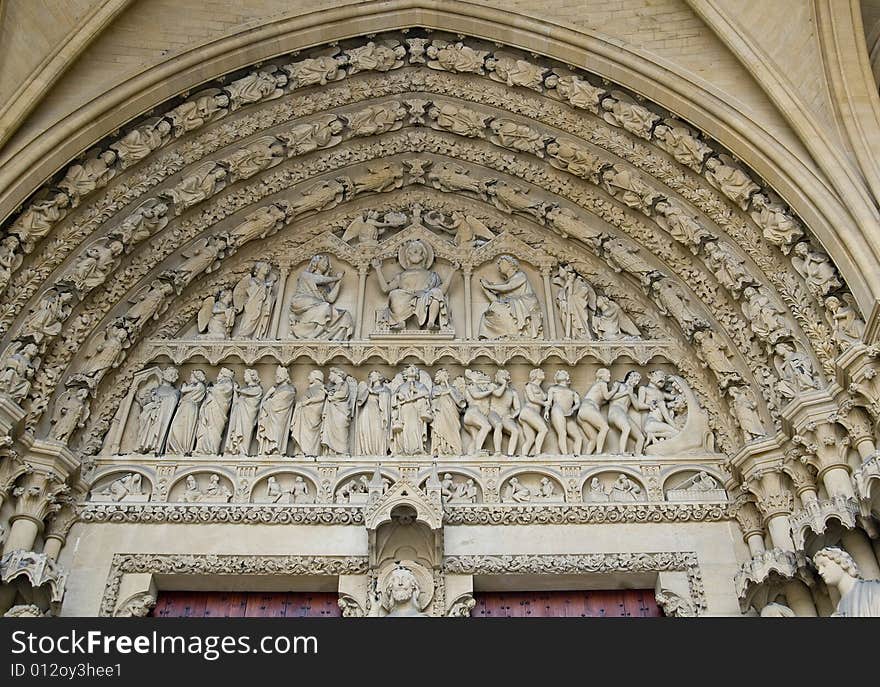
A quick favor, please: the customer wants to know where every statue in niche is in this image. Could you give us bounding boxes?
[704,156,760,210]
[0,343,39,402]
[693,330,742,389]
[48,387,90,443]
[123,280,175,331]
[289,370,326,456]
[791,243,841,298]
[652,278,708,337]
[520,369,550,456]
[654,200,713,253]
[546,72,606,112]
[111,199,169,250]
[741,286,792,345]
[486,181,547,222]
[135,367,180,454]
[229,204,287,249]
[604,238,662,289]
[463,369,495,454]
[111,119,172,169]
[166,370,208,455]
[65,239,124,294]
[427,102,491,138]
[21,290,74,344]
[197,290,236,340]
[58,151,117,205]
[346,41,406,74]
[10,192,69,251]
[284,55,345,87]
[429,369,466,456]
[289,254,353,340]
[593,296,641,340]
[166,91,229,136]
[171,236,228,288]
[554,265,596,339]
[728,386,766,441]
[94,473,143,502]
[489,119,547,157]
[601,95,659,139]
[774,342,819,400]
[587,477,609,502]
[220,137,284,182]
[703,241,755,297]
[355,371,392,456]
[577,368,615,454]
[426,41,488,74]
[546,139,604,180]
[256,367,297,455]
[68,323,130,388]
[161,162,227,215]
[545,370,582,455]
[653,121,712,170]
[287,178,349,219]
[225,369,264,456]
[453,479,478,503]
[390,365,433,455]
[600,165,660,213]
[193,368,235,455]
[609,474,642,502]
[488,370,521,455]
[233,262,277,339]
[825,296,865,349]
[369,564,430,618]
[478,256,543,340]
[749,194,803,251]
[813,547,880,617]
[320,368,357,456]
[608,371,647,455]
[425,210,495,246]
[373,239,454,331]
[428,161,486,195]
[225,70,286,110]
[503,477,531,503]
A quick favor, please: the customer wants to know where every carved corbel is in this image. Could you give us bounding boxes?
[837,343,880,421]
[113,572,157,617]
[655,572,696,617]
[446,593,476,617]
[337,594,364,618]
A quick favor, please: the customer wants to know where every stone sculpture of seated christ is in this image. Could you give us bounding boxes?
[372,238,457,331]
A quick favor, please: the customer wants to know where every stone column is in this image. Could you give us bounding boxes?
[269,266,289,339]
[355,263,369,339]
[783,580,818,617]
[463,266,473,340]
[541,266,557,340]
[799,422,855,499]
[750,471,795,552]
[845,407,877,464]
[3,471,66,554]
[733,500,766,557]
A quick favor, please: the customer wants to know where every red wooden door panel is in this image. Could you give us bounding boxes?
[472,589,662,617]
[150,591,342,618]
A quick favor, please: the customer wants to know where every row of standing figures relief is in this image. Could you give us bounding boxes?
[195,243,642,342]
[124,363,706,460]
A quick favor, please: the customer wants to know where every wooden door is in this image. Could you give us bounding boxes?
[149,590,342,617]
[471,589,663,617]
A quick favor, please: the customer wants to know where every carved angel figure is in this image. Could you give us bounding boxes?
[193,368,235,455]
[546,206,604,248]
[426,41,488,73]
[256,366,297,455]
[489,119,546,157]
[429,369,465,456]
[601,165,660,213]
[553,265,596,340]
[0,343,39,402]
[546,139,604,181]
[653,121,712,171]
[197,290,236,340]
[161,162,227,215]
[111,199,169,250]
[487,54,546,90]
[594,296,641,340]
[478,255,543,340]
[225,70,286,110]
[346,102,407,137]
[233,262,276,339]
[340,210,399,245]
[704,156,760,210]
[604,238,663,288]
[0,236,22,289]
[289,254,353,340]
[287,178,348,218]
[283,55,345,87]
[67,323,130,388]
[220,136,284,182]
[741,286,792,345]
[166,91,229,136]
[228,204,286,248]
[49,387,90,443]
[428,161,486,195]
[390,365,432,456]
[774,342,820,400]
[601,96,659,139]
[791,243,841,298]
[58,151,117,205]
[373,239,454,331]
[425,211,495,246]
[320,368,356,456]
[825,296,865,349]
[21,290,75,343]
[749,194,803,251]
[166,370,207,455]
[171,235,227,288]
[427,103,490,138]
[693,330,742,390]
[351,161,404,195]
[122,280,175,331]
[546,73,606,113]
[545,370,582,455]
[728,386,766,440]
[111,119,172,169]
[703,240,756,296]
[652,278,708,337]
[345,41,406,74]
[224,369,263,456]
[289,370,326,456]
[65,239,124,294]
[10,192,70,251]
[654,200,713,253]
[277,116,344,156]
[486,181,547,222]
[356,371,392,456]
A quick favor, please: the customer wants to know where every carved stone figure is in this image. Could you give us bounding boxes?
[58,151,117,205]
[220,136,284,182]
[489,119,547,157]
[601,96,659,139]
[428,161,486,195]
[693,330,742,389]
[609,474,642,502]
[0,343,39,402]
[391,365,432,456]
[225,70,286,110]
[577,368,615,454]
[68,323,130,388]
[654,200,713,253]
[197,290,236,340]
[233,262,276,339]
[346,41,406,74]
[351,161,404,195]
[346,102,407,137]
[166,91,229,136]
[546,138,604,180]
[678,471,719,493]
[225,369,263,456]
[181,475,203,502]
[161,162,227,215]
[135,368,180,454]
[478,255,543,339]
[608,371,647,455]
[750,194,803,251]
[488,370,521,455]
[111,199,169,249]
[21,290,74,343]
[728,386,766,440]
[453,479,478,503]
[373,239,454,331]
[320,368,356,456]
[545,370,582,454]
[193,368,235,455]
[426,210,495,246]
[814,547,880,616]
[652,278,708,336]
[289,370,326,456]
[356,371,391,456]
[487,54,546,90]
[292,476,311,503]
[65,239,125,294]
[172,235,227,288]
[825,296,865,349]
[341,210,399,245]
[111,119,172,169]
[289,254,353,340]
[538,477,556,500]
[0,236,22,288]
[426,41,488,73]
[774,343,819,400]
[49,387,90,443]
[256,366,297,455]
[653,121,712,170]
[593,295,641,340]
[587,477,609,502]
[94,473,143,502]
[554,265,596,339]
[283,55,345,87]
[520,369,550,456]
[370,564,430,617]
[288,178,348,218]
[9,193,70,251]
[604,238,662,288]
[427,103,490,138]
[791,243,841,298]
[204,474,233,502]
[503,477,531,503]
[463,369,495,454]
[546,206,605,248]
[486,181,547,222]
[601,165,660,213]
[429,369,465,456]
[165,371,207,455]
[741,286,792,345]
[277,116,344,156]
[704,156,759,210]
[546,73,606,112]
[704,241,755,296]
[123,280,175,331]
